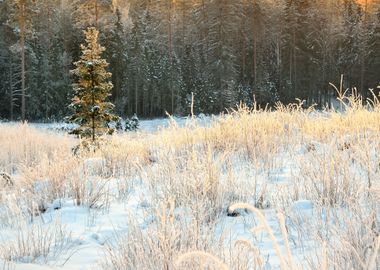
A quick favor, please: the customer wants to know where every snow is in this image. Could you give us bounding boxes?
[0,189,137,269]
[291,200,313,212]
[0,115,214,134]
[0,163,307,269]
[0,116,378,269]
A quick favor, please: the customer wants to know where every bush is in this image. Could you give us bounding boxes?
[125,114,139,132]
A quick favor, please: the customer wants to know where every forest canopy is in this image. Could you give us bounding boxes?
[0,0,379,121]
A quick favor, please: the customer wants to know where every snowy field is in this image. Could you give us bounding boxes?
[0,101,379,270]
[1,115,214,134]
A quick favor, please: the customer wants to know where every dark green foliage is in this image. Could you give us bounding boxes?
[125,113,139,132]
[66,27,119,141]
[115,118,123,131]
[0,0,379,121]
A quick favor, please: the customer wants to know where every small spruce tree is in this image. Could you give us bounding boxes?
[125,113,139,132]
[67,27,119,144]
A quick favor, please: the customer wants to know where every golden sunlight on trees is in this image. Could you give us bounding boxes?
[0,0,378,120]
[356,0,374,8]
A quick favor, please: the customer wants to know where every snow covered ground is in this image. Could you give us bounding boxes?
[0,110,379,270]
[0,115,214,134]
[0,170,316,270]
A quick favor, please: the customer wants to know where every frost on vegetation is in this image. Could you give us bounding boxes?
[0,218,77,266]
[0,93,380,269]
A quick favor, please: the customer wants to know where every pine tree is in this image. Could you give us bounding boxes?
[67,27,119,143]
[207,0,243,111]
[0,0,379,120]
[125,113,139,132]
[71,0,115,31]
[369,0,380,89]
[8,0,37,122]
[104,8,128,116]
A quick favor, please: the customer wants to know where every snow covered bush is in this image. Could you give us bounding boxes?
[125,114,139,132]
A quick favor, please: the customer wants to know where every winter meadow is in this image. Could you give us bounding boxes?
[0,0,380,270]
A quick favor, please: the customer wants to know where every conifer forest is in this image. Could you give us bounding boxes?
[0,0,379,121]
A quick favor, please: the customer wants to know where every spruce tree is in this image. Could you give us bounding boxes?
[67,27,119,143]
[8,0,37,122]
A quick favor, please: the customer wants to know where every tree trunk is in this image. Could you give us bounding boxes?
[276,35,281,99]
[20,3,26,123]
[91,69,95,142]
[9,58,14,121]
[168,0,174,114]
[293,28,297,98]
[135,74,138,114]
[95,0,98,28]
[253,0,257,87]
[21,32,26,122]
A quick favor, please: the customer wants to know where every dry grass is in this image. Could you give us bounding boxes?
[0,217,76,265]
[0,90,379,268]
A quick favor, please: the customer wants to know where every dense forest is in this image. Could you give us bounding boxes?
[0,0,379,121]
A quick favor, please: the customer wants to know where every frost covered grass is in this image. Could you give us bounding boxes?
[0,91,379,269]
[0,218,76,265]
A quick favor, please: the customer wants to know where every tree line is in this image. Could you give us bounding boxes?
[0,0,379,121]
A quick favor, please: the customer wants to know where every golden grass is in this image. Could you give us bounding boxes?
[0,91,379,269]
